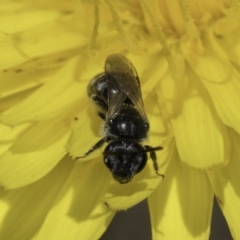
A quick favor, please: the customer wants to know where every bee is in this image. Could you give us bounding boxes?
[77,54,163,184]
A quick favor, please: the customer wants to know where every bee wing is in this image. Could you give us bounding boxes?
[105,54,148,122]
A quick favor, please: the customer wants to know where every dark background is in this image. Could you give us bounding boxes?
[101,199,232,240]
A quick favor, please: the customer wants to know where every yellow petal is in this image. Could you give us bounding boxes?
[0,156,74,240]
[148,149,214,240]
[0,12,85,70]
[0,123,32,155]
[207,128,240,239]
[0,58,86,126]
[0,113,71,189]
[216,24,240,65]
[0,68,57,99]
[181,30,240,135]
[158,61,229,169]
[36,159,114,240]
[29,0,74,11]
[213,17,239,37]
[67,107,103,160]
[0,2,62,34]
[125,53,169,98]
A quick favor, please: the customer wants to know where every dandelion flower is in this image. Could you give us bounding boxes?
[0,0,240,239]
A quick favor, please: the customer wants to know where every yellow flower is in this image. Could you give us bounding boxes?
[0,0,239,239]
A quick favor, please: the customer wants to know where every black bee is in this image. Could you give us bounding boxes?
[77,54,163,184]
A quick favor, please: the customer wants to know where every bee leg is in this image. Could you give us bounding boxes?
[144,145,164,178]
[75,138,106,160]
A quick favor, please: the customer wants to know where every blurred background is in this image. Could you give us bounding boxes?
[101,199,232,240]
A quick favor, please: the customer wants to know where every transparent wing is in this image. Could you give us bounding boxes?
[105,54,148,122]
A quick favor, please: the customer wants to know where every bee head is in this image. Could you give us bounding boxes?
[103,140,147,184]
